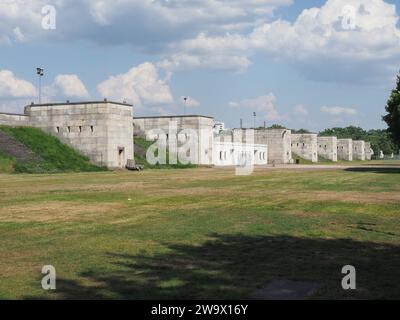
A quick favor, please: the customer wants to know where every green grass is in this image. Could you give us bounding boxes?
[318,155,334,163]
[134,137,197,170]
[0,126,106,174]
[0,152,14,174]
[292,152,314,164]
[0,166,400,300]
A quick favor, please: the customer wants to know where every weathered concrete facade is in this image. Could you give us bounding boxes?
[365,142,374,160]
[337,139,353,161]
[3,98,378,169]
[1,102,134,168]
[213,142,268,166]
[291,133,318,163]
[25,101,134,168]
[133,115,214,165]
[233,128,292,164]
[352,140,366,161]
[134,116,270,167]
[0,113,30,127]
[23,101,134,168]
[317,136,338,162]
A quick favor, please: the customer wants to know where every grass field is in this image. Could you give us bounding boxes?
[1,165,400,299]
[0,152,14,174]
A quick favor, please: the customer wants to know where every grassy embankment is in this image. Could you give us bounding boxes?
[0,126,106,174]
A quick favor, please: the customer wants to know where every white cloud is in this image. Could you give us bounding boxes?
[229,93,285,121]
[0,1,46,44]
[85,0,292,33]
[0,71,88,107]
[158,32,252,72]
[321,105,357,115]
[0,70,37,99]
[13,27,25,42]
[158,52,251,73]
[293,104,309,116]
[54,74,90,98]
[250,0,400,81]
[1,0,399,81]
[157,0,400,78]
[0,0,292,47]
[97,62,174,107]
[0,0,290,73]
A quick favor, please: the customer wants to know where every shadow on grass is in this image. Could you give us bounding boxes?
[345,167,400,174]
[27,234,400,300]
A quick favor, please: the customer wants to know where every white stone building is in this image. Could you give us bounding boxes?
[317,136,338,162]
[134,115,269,167]
[352,140,366,161]
[1,101,134,168]
[133,115,215,166]
[213,121,225,134]
[213,142,268,167]
[337,139,353,161]
[2,99,378,169]
[291,133,318,163]
[233,128,292,164]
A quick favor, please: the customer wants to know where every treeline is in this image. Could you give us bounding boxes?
[319,126,398,155]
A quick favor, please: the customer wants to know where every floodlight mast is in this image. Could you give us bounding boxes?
[183,97,188,116]
[36,68,44,104]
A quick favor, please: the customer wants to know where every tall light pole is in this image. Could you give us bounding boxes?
[183,97,188,116]
[36,68,44,104]
[253,112,257,129]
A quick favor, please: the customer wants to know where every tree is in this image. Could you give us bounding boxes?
[319,126,398,155]
[269,124,286,129]
[383,72,400,146]
[319,126,365,140]
[366,129,397,155]
[292,128,310,134]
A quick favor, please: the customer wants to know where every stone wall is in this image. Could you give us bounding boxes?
[214,131,234,143]
[337,139,353,161]
[353,140,366,161]
[291,133,318,163]
[233,128,292,164]
[25,101,134,168]
[213,142,268,166]
[133,115,214,165]
[0,113,30,127]
[317,136,338,162]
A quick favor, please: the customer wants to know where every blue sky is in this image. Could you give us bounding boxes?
[0,0,399,131]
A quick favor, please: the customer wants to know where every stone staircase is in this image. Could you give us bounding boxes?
[0,130,40,164]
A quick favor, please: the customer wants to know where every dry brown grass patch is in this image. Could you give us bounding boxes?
[0,201,127,223]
